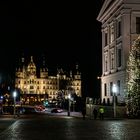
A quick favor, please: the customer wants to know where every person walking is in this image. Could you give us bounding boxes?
[93,108,98,120]
[99,107,104,120]
[82,107,86,120]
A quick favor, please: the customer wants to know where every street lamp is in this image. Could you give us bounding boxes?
[0,96,3,114]
[112,84,117,118]
[13,91,17,117]
[89,98,93,119]
[68,93,71,116]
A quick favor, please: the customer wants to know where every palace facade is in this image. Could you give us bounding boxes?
[97,0,140,104]
[15,56,81,105]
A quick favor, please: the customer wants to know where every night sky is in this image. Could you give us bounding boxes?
[0,1,104,98]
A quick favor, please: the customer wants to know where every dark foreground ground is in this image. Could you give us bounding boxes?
[0,114,140,140]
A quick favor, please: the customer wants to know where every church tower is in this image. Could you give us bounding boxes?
[15,54,25,78]
[40,55,48,78]
[74,64,81,80]
[27,56,36,78]
[72,64,81,97]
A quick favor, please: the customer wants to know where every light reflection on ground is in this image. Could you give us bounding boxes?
[0,116,140,140]
[106,122,126,139]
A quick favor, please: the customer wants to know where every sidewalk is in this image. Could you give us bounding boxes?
[0,113,21,119]
[67,112,83,118]
[45,111,83,118]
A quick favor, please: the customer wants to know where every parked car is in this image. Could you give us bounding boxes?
[18,106,37,114]
[35,105,47,112]
[51,108,63,113]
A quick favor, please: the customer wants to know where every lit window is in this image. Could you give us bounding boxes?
[30,86,34,89]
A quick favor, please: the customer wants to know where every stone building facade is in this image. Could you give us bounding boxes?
[97,0,140,104]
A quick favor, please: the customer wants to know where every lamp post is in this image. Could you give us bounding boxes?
[68,94,71,116]
[112,84,117,118]
[13,91,17,118]
[0,96,3,114]
[89,98,93,119]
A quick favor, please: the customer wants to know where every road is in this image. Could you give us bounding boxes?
[0,114,140,140]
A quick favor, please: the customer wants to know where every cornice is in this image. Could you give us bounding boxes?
[97,0,123,23]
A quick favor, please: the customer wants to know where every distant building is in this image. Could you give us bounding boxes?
[15,56,81,105]
[97,0,140,104]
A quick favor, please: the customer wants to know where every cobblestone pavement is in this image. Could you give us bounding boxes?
[0,115,140,140]
[0,118,16,133]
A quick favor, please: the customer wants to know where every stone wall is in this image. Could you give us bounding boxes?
[86,104,127,118]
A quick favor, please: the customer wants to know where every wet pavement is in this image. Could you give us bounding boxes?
[0,114,140,140]
[0,118,16,134]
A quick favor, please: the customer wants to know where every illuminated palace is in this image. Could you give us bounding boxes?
[15,56,81,104]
